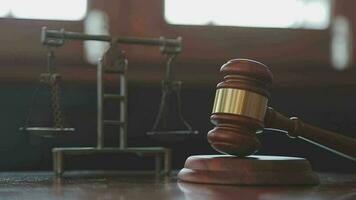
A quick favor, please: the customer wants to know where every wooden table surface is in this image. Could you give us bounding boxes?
[0,171,355,200]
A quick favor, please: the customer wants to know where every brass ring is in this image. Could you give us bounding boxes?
[212,88,268,121]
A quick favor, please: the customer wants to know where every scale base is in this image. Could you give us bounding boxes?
[52,147,171,177]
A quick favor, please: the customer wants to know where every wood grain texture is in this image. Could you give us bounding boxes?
[208,59,272,156]
[178,155,319,185]
[0,171,354,200]
[265,107,356,160]
[209,59,356,160]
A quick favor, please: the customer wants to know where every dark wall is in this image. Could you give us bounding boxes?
[1,80,355,172]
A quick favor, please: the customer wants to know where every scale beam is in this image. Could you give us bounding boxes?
[41,27,182,48]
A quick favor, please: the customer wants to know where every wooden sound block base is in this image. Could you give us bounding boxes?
[178,155,319,185]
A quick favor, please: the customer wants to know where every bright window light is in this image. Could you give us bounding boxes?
[165,0,331,29]
[84,10,110,65]
[0,0,87,21]
[0,0,11,17]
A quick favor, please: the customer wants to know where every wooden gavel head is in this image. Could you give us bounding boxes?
[208,59,273,157]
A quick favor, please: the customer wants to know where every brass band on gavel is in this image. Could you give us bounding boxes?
[212,88,268,122]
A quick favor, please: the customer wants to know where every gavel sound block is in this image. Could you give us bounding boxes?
[178,59,356,185]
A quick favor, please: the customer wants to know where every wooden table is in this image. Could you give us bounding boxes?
[0,171,355,200]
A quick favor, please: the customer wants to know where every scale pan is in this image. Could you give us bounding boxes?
[19,127,75,137]
[147,130,199,142]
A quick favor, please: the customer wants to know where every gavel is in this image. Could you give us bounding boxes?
[208,59,356,161]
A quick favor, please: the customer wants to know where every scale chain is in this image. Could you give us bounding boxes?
[50,78,65,128]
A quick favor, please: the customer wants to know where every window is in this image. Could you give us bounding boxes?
[331,16,352,70]
[84,10,110,65]
[164,0,331,29]
[0,0,87,21]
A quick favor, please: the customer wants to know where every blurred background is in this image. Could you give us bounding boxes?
[0,0,355,172]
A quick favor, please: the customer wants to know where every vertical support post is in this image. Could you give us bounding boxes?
[53,150,64,176]
[155,154,162,176]
[164,149,172,176]
[97,60,104,148]
[119,72,127,149]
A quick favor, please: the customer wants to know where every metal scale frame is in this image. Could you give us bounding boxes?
[38,27,183,176]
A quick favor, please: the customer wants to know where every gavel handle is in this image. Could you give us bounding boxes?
[264,107,356,161]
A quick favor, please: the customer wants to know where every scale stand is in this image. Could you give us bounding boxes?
[147,43,198,142]
[52,43,171,176]
[20,35,75,137]
[36,27,185,176]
